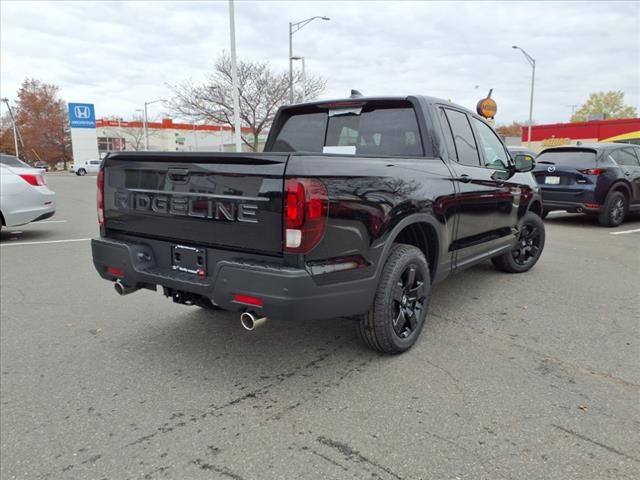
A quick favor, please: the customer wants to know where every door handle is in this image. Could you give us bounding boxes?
[454,174,472,183]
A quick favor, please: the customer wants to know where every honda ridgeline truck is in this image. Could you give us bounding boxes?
[91,94,545,354]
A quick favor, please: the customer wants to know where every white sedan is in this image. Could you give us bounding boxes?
[0,154,56,231]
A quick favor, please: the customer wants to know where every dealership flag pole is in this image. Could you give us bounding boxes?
[229,0,242,152]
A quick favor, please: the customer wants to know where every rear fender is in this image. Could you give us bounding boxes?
[374,214,447,284]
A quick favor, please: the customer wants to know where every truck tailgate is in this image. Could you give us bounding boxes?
[102,152,288,254]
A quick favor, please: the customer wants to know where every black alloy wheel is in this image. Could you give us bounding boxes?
[492,212,545,273]
[391,264,427,339]
[599,191,627,227]
[512,222,543,267]
[358,244,431,354]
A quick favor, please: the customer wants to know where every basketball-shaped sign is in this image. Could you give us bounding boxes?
[477,97,497,118]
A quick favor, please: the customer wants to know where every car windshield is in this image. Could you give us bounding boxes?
[0,154,31,168]
[536,149,597,166]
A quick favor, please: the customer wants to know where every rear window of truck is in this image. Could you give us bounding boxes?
[272,102,424,156]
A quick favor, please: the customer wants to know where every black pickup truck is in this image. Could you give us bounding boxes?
[92,95,545,354]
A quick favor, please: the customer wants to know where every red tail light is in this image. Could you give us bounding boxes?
[106,266,124,277]
[284,178,328,253]
[19,174,45,186]
[97,169,104,225]
[578,168,606,176]
[233,294,263,307]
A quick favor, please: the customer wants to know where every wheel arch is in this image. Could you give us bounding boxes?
[376,215,443,283]
[609,181,631,203]
[529,199,543,217]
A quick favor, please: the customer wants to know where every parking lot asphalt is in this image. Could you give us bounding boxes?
[1,175,639,480]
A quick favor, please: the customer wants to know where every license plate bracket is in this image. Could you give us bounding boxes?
[171,244,207,276]
[545,176,560,185]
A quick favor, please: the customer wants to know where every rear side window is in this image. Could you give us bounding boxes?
[443,109,480,166]
[610,148,640,166]
[536,149,597,167]
[271,112,327,152]
[0,154,30,168]
[271,102,424,156]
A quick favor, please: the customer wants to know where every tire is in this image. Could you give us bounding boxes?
[358,244,431,355]
[77,168,86,176]
[195,297,221,310]
[491,212,545,273]
[598,190,626,227]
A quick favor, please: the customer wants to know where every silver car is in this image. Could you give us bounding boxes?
[0,154,56,231]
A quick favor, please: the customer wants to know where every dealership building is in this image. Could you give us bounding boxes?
[94,118,255,158]
[521,118,640,152]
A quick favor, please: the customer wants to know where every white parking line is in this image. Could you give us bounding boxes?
[35,220,68,224]
[0,238,91,247]
[609,229,640,235]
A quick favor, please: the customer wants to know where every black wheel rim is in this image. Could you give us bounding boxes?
[391,264,427,339]
[512,222,542,266]
[611,198,624,223]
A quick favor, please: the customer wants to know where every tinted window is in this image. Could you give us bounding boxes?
[471,117,510,170]
[443,109,480,166]
[438,108,457,162]
[325,107,423,156]
[271,112,327,152]
[611,149,640,166]
[535,149,597,167]
[0,154,30,168]
[271,103,424,156]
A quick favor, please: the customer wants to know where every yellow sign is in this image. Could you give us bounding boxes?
[541,137,571,147]
[476,98,497,118]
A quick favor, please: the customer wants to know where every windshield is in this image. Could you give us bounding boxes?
[0,154,31,168]
[271,102,424,156]
[535,149,597,167]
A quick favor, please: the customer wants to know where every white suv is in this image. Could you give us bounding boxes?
[70,160,101,176]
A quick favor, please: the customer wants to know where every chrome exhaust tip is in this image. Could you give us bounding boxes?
[240,311,267,331]
[115,280,138,296]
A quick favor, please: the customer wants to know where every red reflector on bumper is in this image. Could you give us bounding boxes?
[233,294,263,307]
[106,266,124,277]
[584,203,600,209]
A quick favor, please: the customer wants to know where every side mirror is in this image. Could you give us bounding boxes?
[513,154,535,173]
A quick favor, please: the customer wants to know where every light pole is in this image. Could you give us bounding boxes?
[512,45,535,148]
[228,0,242,152]
[1,98,20,158]
[289,16,329,104]
[291,56,306,102]
[143,99,164,151]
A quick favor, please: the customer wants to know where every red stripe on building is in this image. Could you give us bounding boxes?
[523,118,640,142]
[96,118,251,133]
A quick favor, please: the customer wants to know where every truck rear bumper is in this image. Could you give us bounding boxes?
[91,237,375,321]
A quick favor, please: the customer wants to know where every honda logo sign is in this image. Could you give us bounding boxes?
[68,103,96,128]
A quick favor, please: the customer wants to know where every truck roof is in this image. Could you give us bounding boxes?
[288,95,473,115]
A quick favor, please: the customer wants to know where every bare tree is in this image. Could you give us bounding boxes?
[101,115,158,151]
[167,53,326,151]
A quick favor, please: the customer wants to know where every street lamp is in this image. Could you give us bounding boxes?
[289,16,329,103]
[291,56,306,102]
[143,99,164,151]
[512,45,536,148]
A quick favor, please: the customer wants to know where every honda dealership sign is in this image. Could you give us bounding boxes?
[68,103,96,128]
[68,102,99,165]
